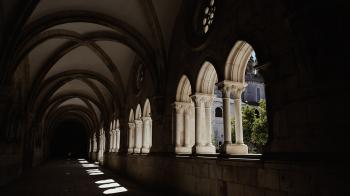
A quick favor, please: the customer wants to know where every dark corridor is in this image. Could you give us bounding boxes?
[50,120,88,158]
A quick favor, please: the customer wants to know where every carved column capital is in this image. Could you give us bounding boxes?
[191,93,211,106]
[134,119,143,126]
[174,101,192,114]
[231,84,246,99]
[142,116,152,124]
[128,122,135,128]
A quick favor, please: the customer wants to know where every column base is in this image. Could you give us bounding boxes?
[195,145,216,154]
[133,148,141,153]
[224,143,248,155]
[141,147,150,154]
[175,146,192,154]
[127,148,134,153]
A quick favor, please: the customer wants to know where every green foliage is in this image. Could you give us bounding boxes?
[231,99,268,153]
[251,100,268,149]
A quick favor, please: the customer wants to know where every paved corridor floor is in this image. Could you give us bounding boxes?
[0,158,161,196]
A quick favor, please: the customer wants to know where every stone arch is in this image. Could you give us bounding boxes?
[176,75,192,103]
[135,104,142,120]
[143,99,151,117]
[129,109,134,122]
[196,61,218,95]
[190,61,218,154]
[219,40,256,155]
[225,41,254,83]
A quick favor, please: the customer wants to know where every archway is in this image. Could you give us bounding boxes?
[220,40,266,154]
[193,61,218,154]
[50,120,88,158]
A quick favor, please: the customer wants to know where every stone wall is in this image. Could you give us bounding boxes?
[98,153,347,196]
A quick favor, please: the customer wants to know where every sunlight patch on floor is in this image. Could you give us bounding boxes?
[78,159,128,194]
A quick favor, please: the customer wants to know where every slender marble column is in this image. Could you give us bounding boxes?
[109,131,114,152]
[191,95,204,146]
[191,94,215,154]
[116,129,120,152]
[221,85,232,145]
[175,102,184,147]
[184,106,191,148]
[232,86,245,144]
[134,120,143,153]
[127,123,135,153]
[204,96,215,147]
[142,117,151,153]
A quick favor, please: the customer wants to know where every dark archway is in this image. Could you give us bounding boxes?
[50,120,88,158]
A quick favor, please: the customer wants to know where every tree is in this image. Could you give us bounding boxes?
[231,100,268,153]
[251,100,268,152]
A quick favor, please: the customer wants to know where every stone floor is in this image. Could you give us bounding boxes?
[0,158,161,196]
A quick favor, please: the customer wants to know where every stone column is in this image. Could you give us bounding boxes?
[116,129,120,152]
[184,105,192,149]
[219,82,233,153]
[99,129,105,163]
[127,123,135,153]
[89,138,92,152]
[141,117,151,153]
[134,119,143,153]
[230,83,248,154]
[174,102,184,148]
[204,96,215,151]
[109,130,114,152]
[93,134,97,152]
[175,102,192,154]
[192,94,215,154]
[232,86,244,144]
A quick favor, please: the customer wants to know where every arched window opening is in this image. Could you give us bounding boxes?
[222,41,268,154]
[193,61,218,154]
[215,107,223,117]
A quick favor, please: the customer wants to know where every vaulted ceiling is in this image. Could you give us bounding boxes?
[10,0,183,133]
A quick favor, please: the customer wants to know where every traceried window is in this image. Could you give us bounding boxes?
[202,0,216,34]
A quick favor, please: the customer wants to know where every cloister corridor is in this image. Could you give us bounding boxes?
[0,0,347,196]
[0,158,160,196]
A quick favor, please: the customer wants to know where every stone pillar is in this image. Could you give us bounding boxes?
[231,83,248,154]
[219,83,233,153]
[184,106,192,148]
[93,134,98,152]
[175,102,192,154]
[204,96,215,150]
[109,130,114,152]
[89,138,92,152]
[175,102,184,148]
[98,129,105,163]
[127,123,135,153]
[134,120,143,153]
[116,129,120,152]
[141,117,151,153]
[192,94,215,154]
